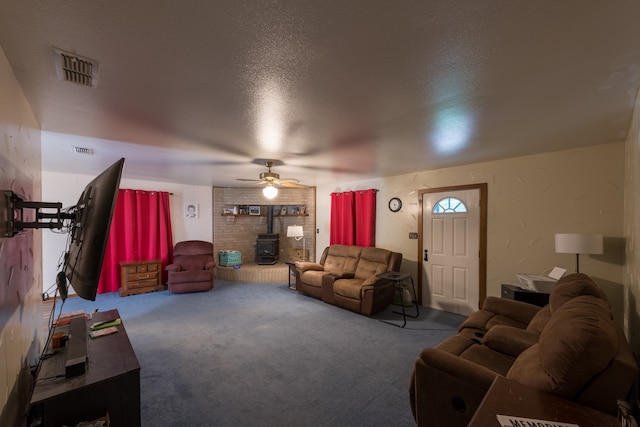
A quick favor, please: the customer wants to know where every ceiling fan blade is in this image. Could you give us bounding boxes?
[236,178,263,182]
[277,180,309,188]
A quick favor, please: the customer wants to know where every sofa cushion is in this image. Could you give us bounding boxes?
[173,254,212,271]
[324,245,362,275]
[354,247,392,280]
[333,278,365,299]
[507,295,617,398]
[300,270,325,288]
[525,305,551,335]
[549,273,608,313]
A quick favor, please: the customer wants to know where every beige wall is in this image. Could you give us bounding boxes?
[0,47,42,426]
[624,91,640,351]
[41,171,213,294]
[317,142,626,315]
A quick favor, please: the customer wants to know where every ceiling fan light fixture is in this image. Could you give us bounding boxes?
[263,184,278,199]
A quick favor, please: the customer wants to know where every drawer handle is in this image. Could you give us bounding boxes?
[139,274,150,279]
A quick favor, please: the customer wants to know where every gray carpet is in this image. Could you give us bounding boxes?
[60,280,464,426]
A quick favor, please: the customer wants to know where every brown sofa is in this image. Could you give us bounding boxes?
[409,273,638,427]
[295,244,403,315]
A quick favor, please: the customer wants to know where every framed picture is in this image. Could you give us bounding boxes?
[249,205,261,215]
[289,206,298,215]
[280,206,288,216]
[185,203,198,219]
[299,206,306,215]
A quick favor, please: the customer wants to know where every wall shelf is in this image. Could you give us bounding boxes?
[221,213,308,217]
[221,204,307,217]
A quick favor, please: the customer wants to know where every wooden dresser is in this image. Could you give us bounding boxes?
[120,259,164,297]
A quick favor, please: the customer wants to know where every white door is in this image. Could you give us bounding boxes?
[422,189,480,316]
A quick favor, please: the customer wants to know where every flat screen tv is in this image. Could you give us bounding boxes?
[61,158,124,301]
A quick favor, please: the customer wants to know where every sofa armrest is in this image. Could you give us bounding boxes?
[295,261,325,274]
[481,296,542,325]
[482,325,539,357]
[165,263,182,273]
[418,347,500,387]
[205,260,216,270]
[411,348,499,426]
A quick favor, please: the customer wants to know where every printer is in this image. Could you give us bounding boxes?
[516,267,567,293]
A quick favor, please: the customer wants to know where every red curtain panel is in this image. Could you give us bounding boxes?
[98,189,173,294]
[354,189,376,247]
[330,191,355,245]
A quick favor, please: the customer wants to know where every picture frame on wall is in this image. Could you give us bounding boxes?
[280,207,288,216]
[249,205,261,215]
[299,206,306,215]
[185,203,198,219]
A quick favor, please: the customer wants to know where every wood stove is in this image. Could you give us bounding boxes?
[256,233,279,265]
[255,207,279,265]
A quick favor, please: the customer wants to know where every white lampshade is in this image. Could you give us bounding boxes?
[555,233,603,254]
[287,225,304,238]
[262,184,278,199]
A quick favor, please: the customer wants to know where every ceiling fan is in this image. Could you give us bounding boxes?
[236,160,309,199]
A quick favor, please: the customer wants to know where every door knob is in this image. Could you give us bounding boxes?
[424,249,429,261]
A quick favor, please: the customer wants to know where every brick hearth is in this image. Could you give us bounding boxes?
[215,262,289,283]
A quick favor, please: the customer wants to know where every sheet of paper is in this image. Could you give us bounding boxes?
[496,414,579,427]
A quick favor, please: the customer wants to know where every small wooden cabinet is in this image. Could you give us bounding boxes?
[120,260,163,297]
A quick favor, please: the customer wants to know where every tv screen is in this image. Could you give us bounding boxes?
[63,158,124,300]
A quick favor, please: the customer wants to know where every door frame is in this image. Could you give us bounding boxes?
[417,183,488,309]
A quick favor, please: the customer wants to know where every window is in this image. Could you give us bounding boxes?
[432,197,467,213]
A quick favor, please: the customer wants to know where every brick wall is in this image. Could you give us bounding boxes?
[212,187,316,264]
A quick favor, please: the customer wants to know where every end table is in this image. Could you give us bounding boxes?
[377,271,419,328]
[285,260,297,290]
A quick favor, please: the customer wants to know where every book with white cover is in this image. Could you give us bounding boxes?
[497,414,578,427]
[516,267,566,293]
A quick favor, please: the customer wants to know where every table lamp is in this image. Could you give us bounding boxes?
[287,225,305,261]
[554,233,603,273]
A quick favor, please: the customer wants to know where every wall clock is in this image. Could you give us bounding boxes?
[388,197,402,212]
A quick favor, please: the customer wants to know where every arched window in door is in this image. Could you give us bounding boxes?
[432,197,467,214]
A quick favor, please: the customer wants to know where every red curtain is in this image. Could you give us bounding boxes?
[354,189,376,247]
[98,189,174,294]
[330,189,377,246]
[330,191,355,245]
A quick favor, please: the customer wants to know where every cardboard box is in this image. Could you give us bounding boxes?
[288,249,308,262]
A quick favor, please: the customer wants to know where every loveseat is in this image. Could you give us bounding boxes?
[295,244,402,315]
[409,273,638,427]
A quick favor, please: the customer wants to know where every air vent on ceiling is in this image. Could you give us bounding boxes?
[53,48,100,88]
[71,146,94,155]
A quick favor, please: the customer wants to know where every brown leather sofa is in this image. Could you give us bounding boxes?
[409,273,638,427]
[165,240,216,294]
[295,244,402,315]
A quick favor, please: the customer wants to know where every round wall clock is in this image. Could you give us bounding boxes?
[388,197,402,212]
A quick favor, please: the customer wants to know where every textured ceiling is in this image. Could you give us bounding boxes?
[1,1,639,187]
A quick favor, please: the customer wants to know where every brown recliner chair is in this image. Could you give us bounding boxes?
[165,240,215,294]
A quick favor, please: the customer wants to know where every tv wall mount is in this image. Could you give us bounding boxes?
[1,190,76,237]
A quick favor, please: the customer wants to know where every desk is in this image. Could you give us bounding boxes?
[286,260,297,290]
[468,376,618,427]
[30,309,141,427]
[377,271,419,328]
